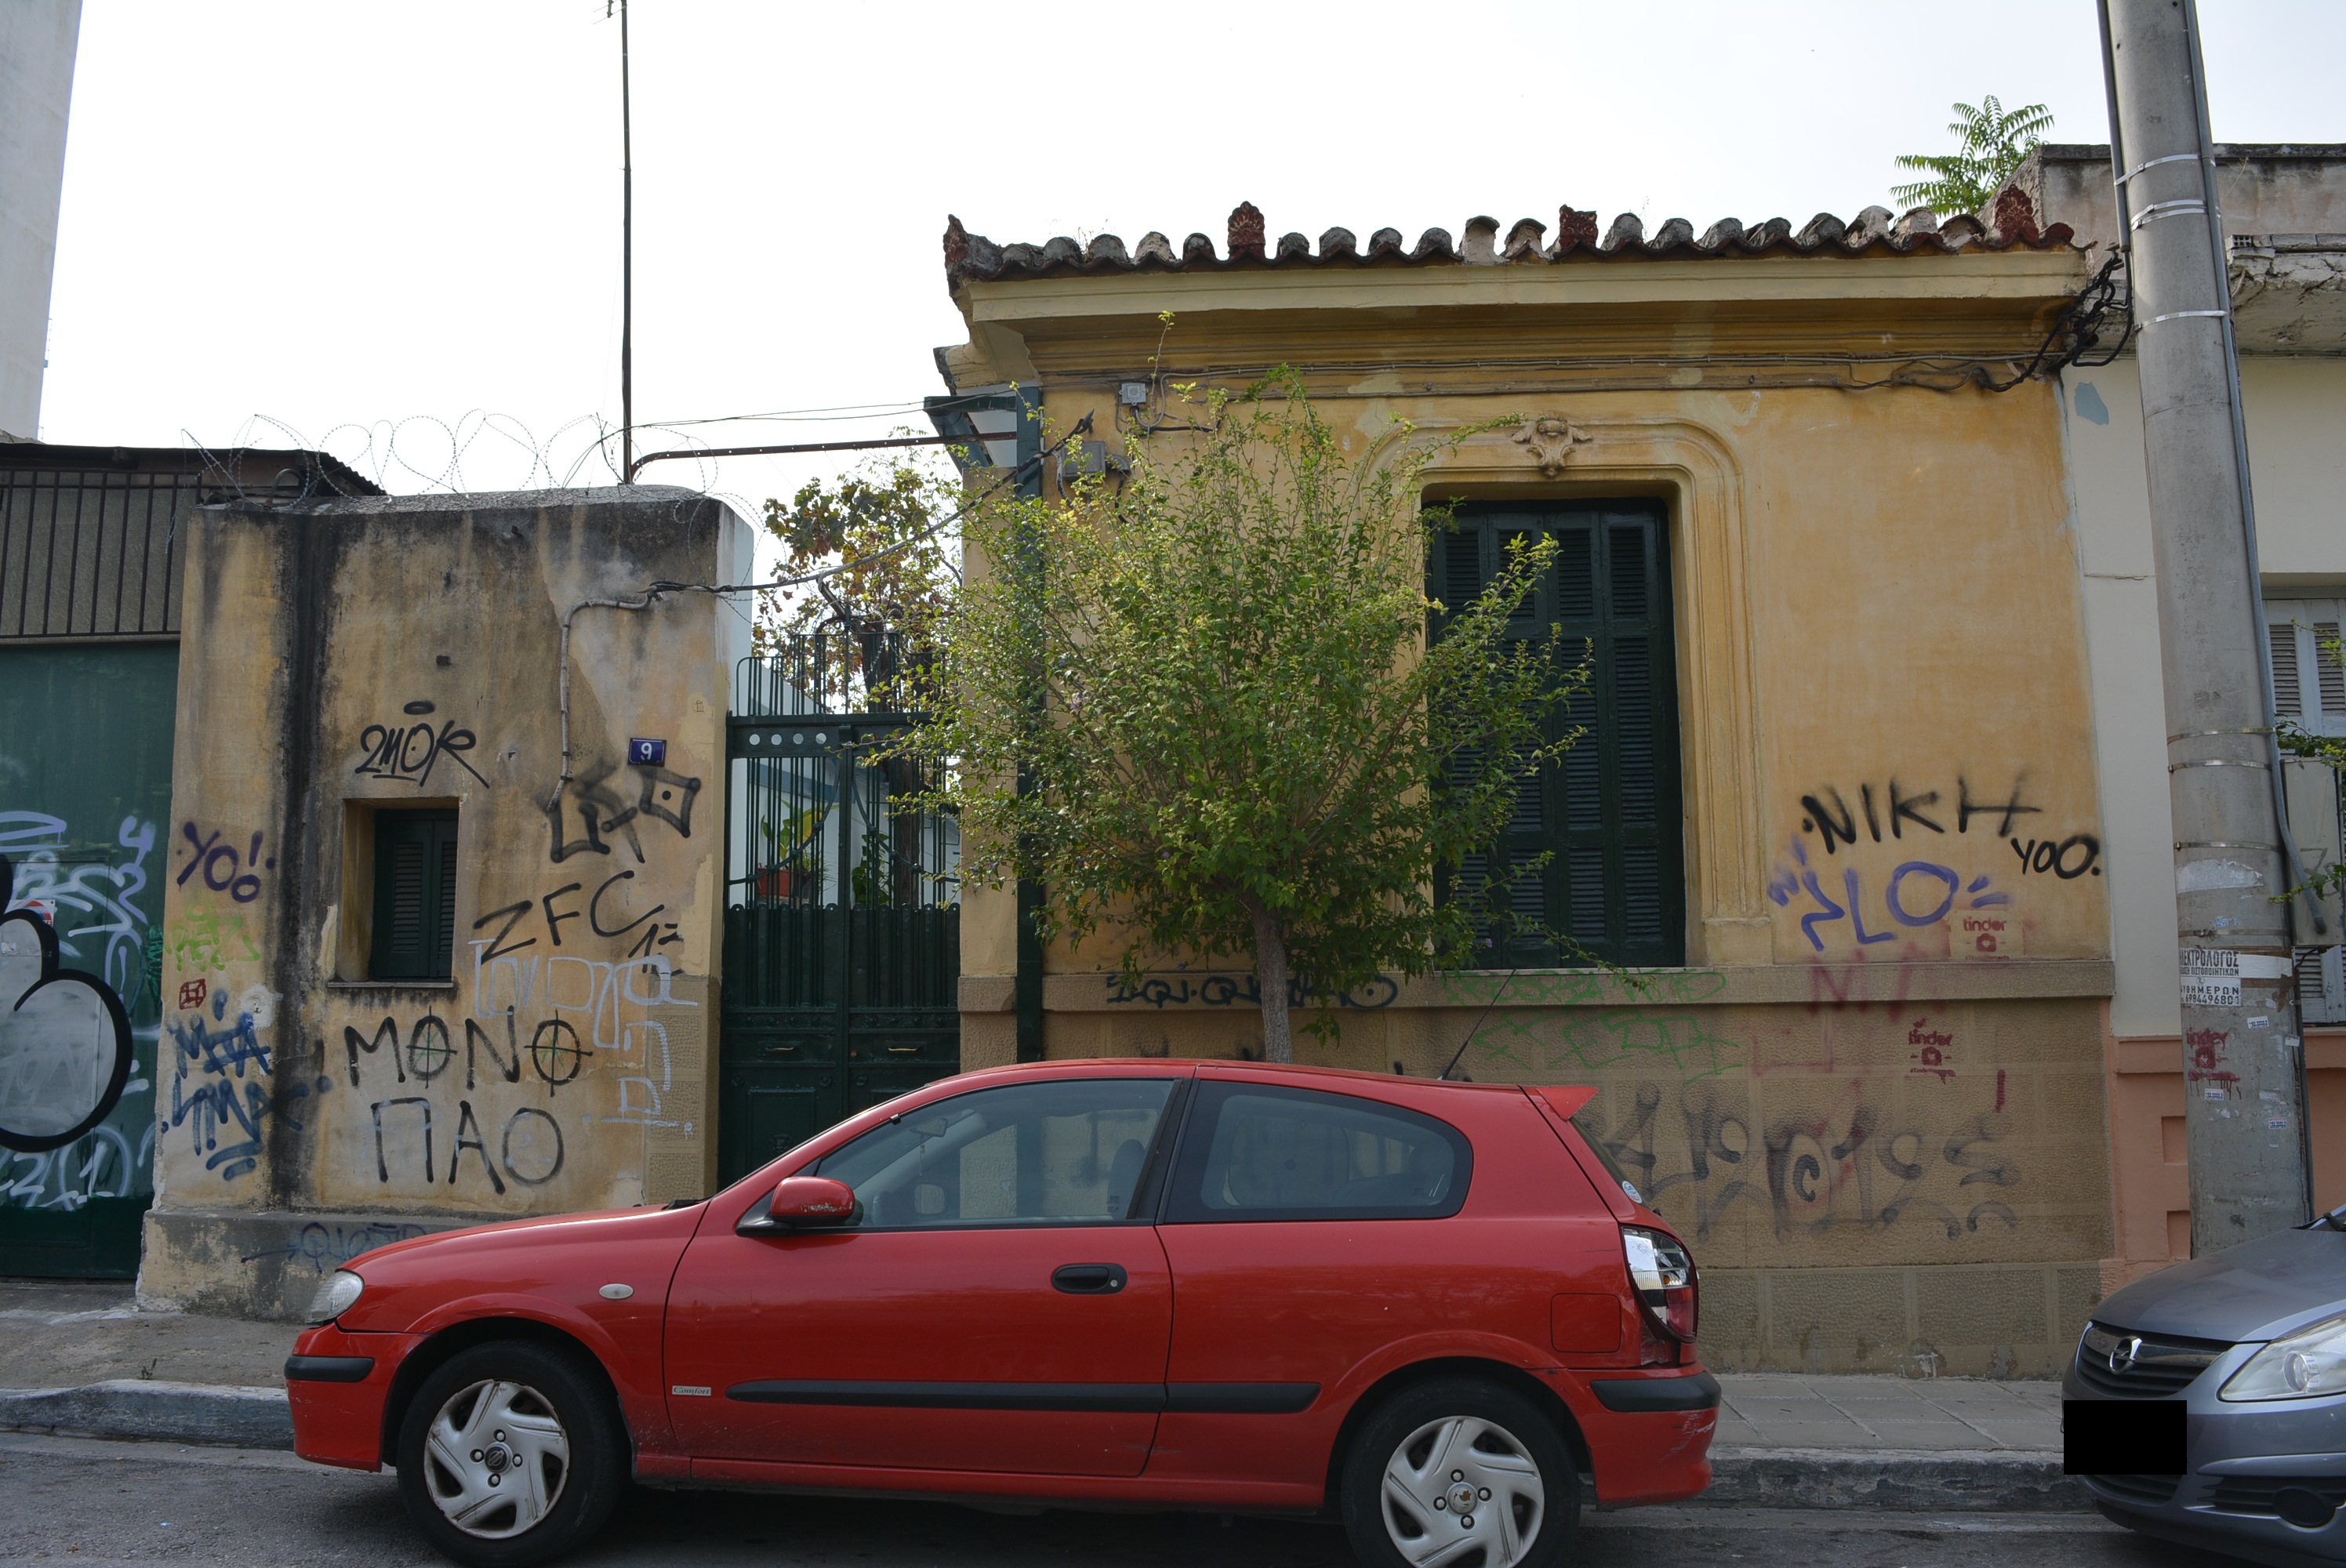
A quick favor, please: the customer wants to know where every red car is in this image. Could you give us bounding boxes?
[285,1060,1716,1568]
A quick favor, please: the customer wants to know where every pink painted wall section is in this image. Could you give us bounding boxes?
[2102,1008,2345,1291]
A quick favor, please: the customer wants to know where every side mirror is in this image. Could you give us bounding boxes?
[739,1174,859,1235]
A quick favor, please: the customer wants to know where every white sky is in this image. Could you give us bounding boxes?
[34,0,2346,543]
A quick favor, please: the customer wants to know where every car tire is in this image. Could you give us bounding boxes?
[1339,1377,1579,1568]
[394,1339,626,1568]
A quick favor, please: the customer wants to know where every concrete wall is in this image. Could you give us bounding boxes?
[139,488,753,1317]
[0,0,78,437]
[940,237,2117,1375]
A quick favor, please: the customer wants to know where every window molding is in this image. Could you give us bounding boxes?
[1403,415,1767,967]
[343,800,462,983]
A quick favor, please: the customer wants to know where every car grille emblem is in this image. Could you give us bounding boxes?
[2109,1334,2143,1375]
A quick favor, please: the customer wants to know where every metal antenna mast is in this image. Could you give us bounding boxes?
[616,0,634,483]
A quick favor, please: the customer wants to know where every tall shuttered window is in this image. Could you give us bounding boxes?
[369,808,459,981]
[1436,503,1683,967]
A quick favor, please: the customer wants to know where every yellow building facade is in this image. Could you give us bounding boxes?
[935,200,2114,1374]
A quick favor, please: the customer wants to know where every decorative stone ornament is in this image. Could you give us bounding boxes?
[1511,416,1592,477]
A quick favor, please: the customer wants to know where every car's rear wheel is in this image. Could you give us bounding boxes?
[1340,1377,1578,1568]
[395,1340,624,1568]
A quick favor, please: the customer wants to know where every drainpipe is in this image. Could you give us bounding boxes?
[2100,0,2314,1250]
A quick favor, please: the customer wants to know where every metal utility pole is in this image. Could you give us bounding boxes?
[2099,0,2314,1252]
[616,0,634,483]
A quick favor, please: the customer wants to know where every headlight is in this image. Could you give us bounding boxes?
[2221,1310,2346,1401]
[307,1270,365,1324]
[1622,1225,1698,1341]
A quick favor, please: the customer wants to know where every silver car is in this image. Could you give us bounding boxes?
[2066,1202,2346,1566]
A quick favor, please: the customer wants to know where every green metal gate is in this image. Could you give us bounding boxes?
[717,642,960,1185]
[0,643,176,1276]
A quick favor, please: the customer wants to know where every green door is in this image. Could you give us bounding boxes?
[718,699,961,1186]
[0,643,176,1276]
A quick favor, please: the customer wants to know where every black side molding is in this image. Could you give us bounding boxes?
[1589,1372,1721,1414]
[729,1381,1165,1412]
[1164,1382,1319,1414]
[726,1381,1320,1414]
[285,1355,376,1384]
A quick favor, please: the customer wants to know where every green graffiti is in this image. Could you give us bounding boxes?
[1473,1008,1745,1080]
[166,907,260,974]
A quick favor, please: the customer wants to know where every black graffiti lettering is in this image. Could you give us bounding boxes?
[2053,833,2101,879]
[1944,1112,2017,1188]
[1799,789,1861,855]
[1888,780,1943,838]
[1860,783,1881,842]
[589,869,665,939]
[529,1018,588,1090]
[470,899,536,962]
[464,1011,521,1088]
[354,713,488,790]
[345,1017,405,1087]
[448,1100,506,1195]
[632,766,700,837]
[539,883,583,948]
[1957,775,2042,836]
[405,1015,453,1082]
[372,1097,433,1183]
[543,793,610,864]
[1967,1201,2019,1232]
[500,1106,565,1186]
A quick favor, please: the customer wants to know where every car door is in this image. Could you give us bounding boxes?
[665,1073,1184,1477]
[1148,1074,1556,1492]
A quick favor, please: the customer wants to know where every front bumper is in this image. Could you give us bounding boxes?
[285,1322,427,1472]
[2068,1344,2346,1566]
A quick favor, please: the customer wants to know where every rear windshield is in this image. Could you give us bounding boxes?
[1568,1110,1643,1204]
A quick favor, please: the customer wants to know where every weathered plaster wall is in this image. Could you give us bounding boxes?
[140,488,751,1317]
[942,261,2118,1372]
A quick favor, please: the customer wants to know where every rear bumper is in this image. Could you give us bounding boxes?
[1555,1367,1717,1506]
[286,1323,427,1472]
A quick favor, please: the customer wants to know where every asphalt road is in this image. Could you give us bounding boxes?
[0,1432,2242,1568]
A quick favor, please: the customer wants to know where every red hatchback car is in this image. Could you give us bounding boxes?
[285,1060,1716,1568]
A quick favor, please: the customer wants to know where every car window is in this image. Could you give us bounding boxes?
[815,1078,1178,1229]
[1569,1108,1645,1203]
[1165,1081,1471,1223]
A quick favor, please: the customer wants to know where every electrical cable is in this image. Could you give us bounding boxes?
[548,417,1087,809]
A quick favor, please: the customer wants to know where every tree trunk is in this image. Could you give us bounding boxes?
[1242,897,1295,1063]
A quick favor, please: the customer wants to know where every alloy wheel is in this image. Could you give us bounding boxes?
[1379,1414,1545,1568]
[422,1378,572,1540]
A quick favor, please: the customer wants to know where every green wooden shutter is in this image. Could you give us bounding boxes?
[371,808,459,979]
[1437,504,1684,967]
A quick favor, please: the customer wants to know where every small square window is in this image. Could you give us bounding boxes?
[369,808,459,980]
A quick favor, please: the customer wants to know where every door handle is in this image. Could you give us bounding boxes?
[1051,1263,1128,1295]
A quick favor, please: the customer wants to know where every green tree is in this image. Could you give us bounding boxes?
[897,376,1581,1062]
[1891,95,2054,216]
[758,452,960,647]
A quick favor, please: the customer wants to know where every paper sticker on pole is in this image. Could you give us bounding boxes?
[2181,949,2242,1007]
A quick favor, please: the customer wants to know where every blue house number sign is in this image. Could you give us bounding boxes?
[628,738,666,766]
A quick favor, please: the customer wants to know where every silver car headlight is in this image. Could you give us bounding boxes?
[306,1269,365,1325]
[2220,1309,2346,1401]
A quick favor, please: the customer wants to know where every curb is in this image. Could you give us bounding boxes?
[0,1381,292,1450]
[1704,1446,2090,1512]
[0,1387,2090,1512]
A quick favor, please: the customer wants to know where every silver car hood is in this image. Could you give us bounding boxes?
[2094,1225,2346,1343]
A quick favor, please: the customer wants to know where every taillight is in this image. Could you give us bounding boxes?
[1622,1225,1698,1343]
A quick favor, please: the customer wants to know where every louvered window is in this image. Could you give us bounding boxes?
[2271,601,2346,997]
[370,808,459,980]
[1435,504,1683,967]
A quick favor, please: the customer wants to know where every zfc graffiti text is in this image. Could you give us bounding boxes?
[1577,1077,2024,1244]
[472,868,684,965]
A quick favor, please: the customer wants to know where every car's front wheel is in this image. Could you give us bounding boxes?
[395,1339,624,1568]
[1340,1377,1579,1568]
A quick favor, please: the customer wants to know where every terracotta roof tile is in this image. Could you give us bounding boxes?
[942,198,2076,285]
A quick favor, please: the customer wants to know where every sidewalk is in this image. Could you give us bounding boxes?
[0,1278,2083,1508]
